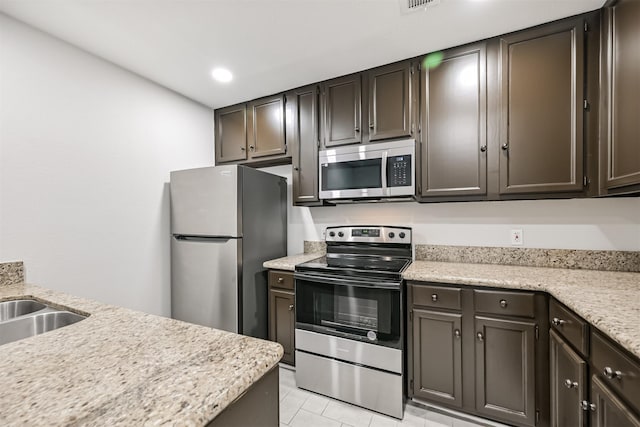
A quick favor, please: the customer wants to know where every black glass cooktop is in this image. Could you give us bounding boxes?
[296,254,411,280]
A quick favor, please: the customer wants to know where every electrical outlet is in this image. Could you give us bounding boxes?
[510,229,523,246]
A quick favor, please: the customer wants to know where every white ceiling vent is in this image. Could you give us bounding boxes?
[401,0,442,14]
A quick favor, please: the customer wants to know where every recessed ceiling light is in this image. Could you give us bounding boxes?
[211,67,233,83]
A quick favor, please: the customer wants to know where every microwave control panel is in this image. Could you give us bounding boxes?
[387,155,412,187]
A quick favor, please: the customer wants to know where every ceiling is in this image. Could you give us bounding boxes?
[0,0,605,109]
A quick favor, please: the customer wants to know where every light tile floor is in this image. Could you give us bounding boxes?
[278,366,509,427]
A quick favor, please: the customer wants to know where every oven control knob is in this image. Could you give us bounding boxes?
[388,232,395,238]
[399,232,406,239]
[329,231,335,237]
[338,232,344,237]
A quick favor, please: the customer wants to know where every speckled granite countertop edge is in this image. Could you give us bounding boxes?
[0,284,283,426]
[404,261,640,360]
[264,253,640,359]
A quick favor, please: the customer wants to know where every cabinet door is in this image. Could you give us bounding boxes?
[475,316,536,426]
[215,103,247,163]
[247,95,286,159]
[269,289,295,365]
[550,330,587,427]
[499,19,584,194]
[591,375,640,427]
[287,86,321,205]
[322,74,362,147]
[601,0,640,190]
[367,62,412,141]
[420,43,487,197]
[412,308,463,408]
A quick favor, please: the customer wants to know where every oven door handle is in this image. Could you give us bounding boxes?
[294,272,402,290]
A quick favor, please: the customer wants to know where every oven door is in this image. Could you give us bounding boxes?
[295,272,402,349]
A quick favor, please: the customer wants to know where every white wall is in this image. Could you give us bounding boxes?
[0,14,213,316]
[262,166,640,255]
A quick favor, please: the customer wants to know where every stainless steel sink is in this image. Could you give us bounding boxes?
[0,299,47,321]
[0,311,86,346]
[0,298,88,346]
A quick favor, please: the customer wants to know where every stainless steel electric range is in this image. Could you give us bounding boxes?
[294,225,412,419]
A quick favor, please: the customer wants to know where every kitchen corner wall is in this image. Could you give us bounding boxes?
[0,14,213,316]
[261,166,640,255]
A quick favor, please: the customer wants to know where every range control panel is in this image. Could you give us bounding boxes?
[325,226,412,243]
[387,155,412,187]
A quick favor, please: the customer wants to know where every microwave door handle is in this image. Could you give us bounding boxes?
[381,151,388,193]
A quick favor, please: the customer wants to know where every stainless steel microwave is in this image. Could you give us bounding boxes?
[318,139,415,201]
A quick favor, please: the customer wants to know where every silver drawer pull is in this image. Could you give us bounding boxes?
[499,299,508,308]
[477,332,484,342]
[288,304,294,311]
[277,277,284,284]
[552,317,566,326]
[564,379,578,389]
[431,294,438,302]
[604,367,623,380]
[454,329,461,339]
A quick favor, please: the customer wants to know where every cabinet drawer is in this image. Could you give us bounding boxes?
[474,289,535,318]
[549,299,589,357]
[411,284,461,310]
[591,331,640,414]
[268,270,294,290]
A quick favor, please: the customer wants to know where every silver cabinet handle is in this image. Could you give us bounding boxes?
[580,401,596,411]
[288,304,294,311]
[249,145,255,151]
[480,145,487,152]
[454,329,461,339]
[369,123,375,129]
[240,147,246,151]
[431,294,438,302]
[277,277,284,284]
[293,166,299,171]
[354,126,360,132]
[501,143,509,150]
[499,299,508,308]
[477,332,484,342]
[564,379,578,389]
[552,317,566,326]
[604,367,623,380]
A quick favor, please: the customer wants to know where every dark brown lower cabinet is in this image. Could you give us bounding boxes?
[590,375,640,427]
[550,329,587,427]
[267,270,295,365]
[474,316,537,426]
[412,308,462,408]
[408,282,547,427]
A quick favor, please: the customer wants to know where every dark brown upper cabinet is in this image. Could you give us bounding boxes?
[247,95,286,159]
[215,103,247,163]
[498,18,585,195]
[366,61,414,142]
[321,74,362,148]
[419,43,487,199]
[600,0,640,192]
[286,85,322,206]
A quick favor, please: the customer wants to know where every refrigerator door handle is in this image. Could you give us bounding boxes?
[173,235,235,242]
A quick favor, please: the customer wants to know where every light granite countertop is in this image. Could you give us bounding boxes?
[0,283,283,426]
[406,261,640,359]
[263,252,324,271]
[263,254,640,359]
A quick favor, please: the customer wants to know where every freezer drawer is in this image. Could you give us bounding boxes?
[171,236,239,333]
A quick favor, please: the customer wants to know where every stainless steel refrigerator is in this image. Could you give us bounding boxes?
[169,165,287,339]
